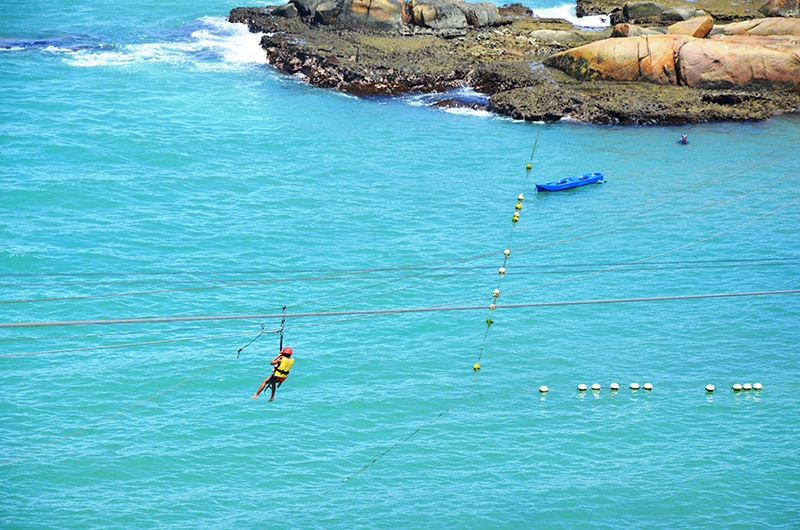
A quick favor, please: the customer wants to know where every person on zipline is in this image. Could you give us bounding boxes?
[250,346,294,401]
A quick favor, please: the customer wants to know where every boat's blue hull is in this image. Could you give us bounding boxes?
[536,172,604,192]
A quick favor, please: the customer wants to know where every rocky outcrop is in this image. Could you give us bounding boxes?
[578,0,776,23]
[282,0,498,30]
[546,33,800,89]
[228,6,800,125]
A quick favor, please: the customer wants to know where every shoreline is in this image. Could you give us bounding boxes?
[229,5,800,125]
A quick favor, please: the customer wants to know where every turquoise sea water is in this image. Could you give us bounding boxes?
[2,1,799,528]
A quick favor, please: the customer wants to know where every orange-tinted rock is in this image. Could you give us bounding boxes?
[713,17,800,36]
[667,15,714,38]
[611,23,665,37]
[340,0,405,29]
[678,35,800,88]
[544,35,693,84]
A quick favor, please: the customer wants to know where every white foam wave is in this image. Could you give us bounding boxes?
[68,16,267,68]
[532,4,609,28]
[441,107,493,118]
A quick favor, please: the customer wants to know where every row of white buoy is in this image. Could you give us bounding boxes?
[538,382,651,393]
[708,382,763,392]
[536,382,764,393]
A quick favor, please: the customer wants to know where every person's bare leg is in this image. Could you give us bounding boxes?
[251,376,271,399]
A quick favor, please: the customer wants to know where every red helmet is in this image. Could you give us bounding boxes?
[281,347,293,356]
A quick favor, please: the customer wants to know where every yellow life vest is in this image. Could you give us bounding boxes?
[274,356,294,378]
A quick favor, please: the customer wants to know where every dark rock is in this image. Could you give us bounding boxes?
[661,6,699,21]
[314,1,342,25]
[458,2,500,27]
[759,0,799,17]
[623,2,664,24]
[433,96,491,111]
[291,0,328,17]
[274,3,300,18]
[498,3,533,18]
[409,0,468,30]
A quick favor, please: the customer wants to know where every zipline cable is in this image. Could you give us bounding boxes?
[0,329,270,358]
[446,192,800,307]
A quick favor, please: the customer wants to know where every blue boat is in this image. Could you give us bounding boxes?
[535,172,604,192]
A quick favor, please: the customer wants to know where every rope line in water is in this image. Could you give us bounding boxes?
[476,128,540,365]
[307,130,544,503]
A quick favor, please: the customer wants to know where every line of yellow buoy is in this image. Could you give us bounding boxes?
[473,155,535,372]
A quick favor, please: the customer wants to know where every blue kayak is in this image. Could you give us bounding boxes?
[535,172,604,192]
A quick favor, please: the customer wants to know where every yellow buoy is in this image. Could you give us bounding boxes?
[473,363,481,371]
[515,202,522,210]
[526,164,532,170]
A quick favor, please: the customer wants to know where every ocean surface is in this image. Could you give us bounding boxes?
[2,0,799,528]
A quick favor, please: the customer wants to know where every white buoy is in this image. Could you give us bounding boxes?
[743,383,752,391]
[518,193,524,201]
[498,267,506,275]
[753,382,763,391]
[489,303,496,311]
[630,382,640,390]
[578,384,587,392]
[504,249,511,257]
[610,382,620,391]
[732,383,743,391]
[539,385,549,393]
[591,383,601,391]
[705,384,715,393]
[492,288,500,298]
[643,382,653,391]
